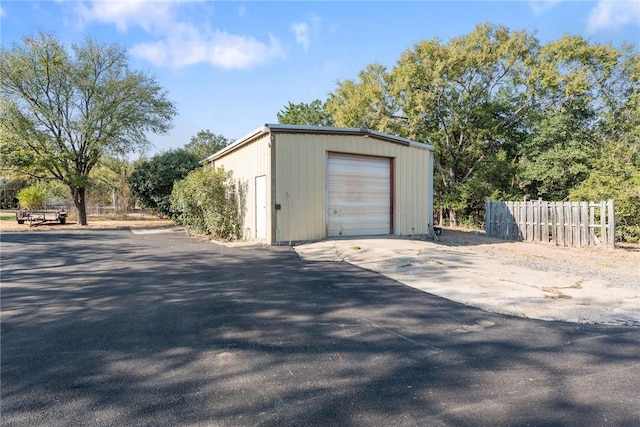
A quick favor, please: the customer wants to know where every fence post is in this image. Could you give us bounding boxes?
[580,202,588,248]
[568,202,575,247]
[608,199,616,248]
[589,203,596,246]
[545,200,551,243]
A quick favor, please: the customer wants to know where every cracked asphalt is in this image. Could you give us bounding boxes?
[1,228,639,426]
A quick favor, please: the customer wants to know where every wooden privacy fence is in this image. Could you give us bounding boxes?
[485,199,615,248]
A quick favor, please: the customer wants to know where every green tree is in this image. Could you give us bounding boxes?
[170,167,243,240]
[328,24,538,225]
[0,176,28,209]
[324,24,638,232]
[517,102,595,200]
[326,64,400,133]
[568,48,640,242]
[128,149,200,217]
[183,130,232,161]
[277,99,334,126]
[569,140,640,242]
[16,185,46,210]
[0,32,176,225]
[517,36,627,201]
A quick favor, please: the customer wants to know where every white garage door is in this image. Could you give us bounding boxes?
[327,153,391,237]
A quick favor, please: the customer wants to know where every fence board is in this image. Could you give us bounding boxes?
[485,199,615,248]
[608,199,616,247]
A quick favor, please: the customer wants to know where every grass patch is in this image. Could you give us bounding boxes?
[0,213,16,221]
[524,253,551,261]
[598,262,618,269]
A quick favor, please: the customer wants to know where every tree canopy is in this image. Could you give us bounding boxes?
[183,130,232,161]
[0,32,176,224]
[317,23,639,239]
[128,149,200,217]
[277,99,334,126]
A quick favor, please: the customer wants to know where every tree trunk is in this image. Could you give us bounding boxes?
[449,208,458,227]
[71,186,88,225]
[112,187,118,212]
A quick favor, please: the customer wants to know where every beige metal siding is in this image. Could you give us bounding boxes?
[274,133,432,242]
[327,153,391,236]
[210,134,271,241]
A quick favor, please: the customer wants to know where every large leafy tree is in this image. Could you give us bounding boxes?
[517,102,595,200]
[128,149,200,217]
[394,24,539,225]
[277,99,334,126]
[518,35,625,200]
[0,32,176,225]
[183,130,232,160]
[326,64,400,133]
[328,24,538,225]
[568,47,640,241]
[325,24,638,232]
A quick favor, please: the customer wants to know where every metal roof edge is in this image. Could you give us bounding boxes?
[200,124,434,164]
[365,129,434,151]
[201,125,270,164]
[265,124,433,151]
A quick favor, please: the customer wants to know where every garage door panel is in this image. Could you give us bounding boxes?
[327,153,391,237]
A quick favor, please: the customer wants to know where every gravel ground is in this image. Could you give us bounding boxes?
[503,257,635,289]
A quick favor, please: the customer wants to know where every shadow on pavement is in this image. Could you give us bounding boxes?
[1,230,639,426]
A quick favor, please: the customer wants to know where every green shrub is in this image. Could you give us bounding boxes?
[128,149,200,217]
[170,167,243,240]
[17,185,46,210]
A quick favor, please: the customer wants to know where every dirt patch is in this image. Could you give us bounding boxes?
[0,215,174,233]
[436,227,639,280]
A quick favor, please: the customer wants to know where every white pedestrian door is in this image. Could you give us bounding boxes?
[327,153,391,237]
[255,175,267,239]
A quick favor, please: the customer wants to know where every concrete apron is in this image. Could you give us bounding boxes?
[295,238,640,326]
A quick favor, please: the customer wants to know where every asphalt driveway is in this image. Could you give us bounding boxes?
[1,229,639,426]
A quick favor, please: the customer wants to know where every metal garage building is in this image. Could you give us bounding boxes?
[203,124,434,245]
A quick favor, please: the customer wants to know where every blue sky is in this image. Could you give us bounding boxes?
[2,1,639,156]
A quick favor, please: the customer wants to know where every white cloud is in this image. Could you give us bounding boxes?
[587,0,640,33]
[131,25,284,70]
[529,0,563,16]
[291,22,310,50]
[290,15,323,51]
[74,0,180,32]
[74,0,284,70]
